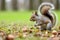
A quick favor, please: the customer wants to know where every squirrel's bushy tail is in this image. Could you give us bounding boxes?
[51,11,58,29]
[37,2,58,29]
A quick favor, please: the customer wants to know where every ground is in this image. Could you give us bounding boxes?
[0,10,60,40]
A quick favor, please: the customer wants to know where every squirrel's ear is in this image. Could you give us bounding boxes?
[35,11,38,16]
[32,11,38,16]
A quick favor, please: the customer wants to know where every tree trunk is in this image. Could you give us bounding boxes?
[30,0,33,10]
[1,0,5,10]
[56,0,59,10]
[39,0,43,4]
[12,0,17,10]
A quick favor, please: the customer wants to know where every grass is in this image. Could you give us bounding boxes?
[0,11,34,26]
[0,11,31,22]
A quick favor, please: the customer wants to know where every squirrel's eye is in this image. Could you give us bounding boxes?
[32,16,35,18]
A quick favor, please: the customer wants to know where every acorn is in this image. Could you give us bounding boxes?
[6,34,15,40]
[52,30,58,35]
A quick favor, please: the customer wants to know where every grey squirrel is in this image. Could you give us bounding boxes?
[30,2,57,31]
[38,2,57,29]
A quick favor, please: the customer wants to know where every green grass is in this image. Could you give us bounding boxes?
[0,10,60,24]
[0,11,31,21]
[0,11,34,26]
